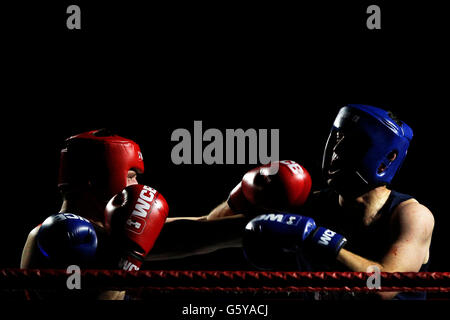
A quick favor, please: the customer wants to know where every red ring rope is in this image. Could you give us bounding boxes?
[1,269,450,292]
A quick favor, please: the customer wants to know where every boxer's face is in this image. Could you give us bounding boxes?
[327,130,369,176]
[126,170,139,186]
[325,129,371,194]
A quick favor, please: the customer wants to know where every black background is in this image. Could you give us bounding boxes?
[2,0,449,312]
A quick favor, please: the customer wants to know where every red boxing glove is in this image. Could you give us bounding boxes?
[105,184,169,271]
[227,160,312,215]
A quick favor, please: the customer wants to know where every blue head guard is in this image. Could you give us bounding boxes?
[322,104,413,189]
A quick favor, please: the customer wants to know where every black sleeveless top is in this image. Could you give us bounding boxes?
[300,188,429,300]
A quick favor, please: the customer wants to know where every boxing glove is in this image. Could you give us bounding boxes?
[104,184,169,271]
[243,213,347,269]
[227,160,312,215]
[37,213,98,267]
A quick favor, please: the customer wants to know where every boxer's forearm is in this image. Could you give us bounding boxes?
[206,201,237,220]
[97,290,126,300]
[145,215,248,261]
[164,201,240,222]
[337,248,383,272]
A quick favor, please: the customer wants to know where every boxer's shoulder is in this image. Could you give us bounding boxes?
[390,197,434,236]
[21,225,42,268]
[28,224,41,239]
[24,224,41,251]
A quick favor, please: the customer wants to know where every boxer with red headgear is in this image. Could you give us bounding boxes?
[58,128,145,208]
[20,129,168,299]
[20,129,258,299]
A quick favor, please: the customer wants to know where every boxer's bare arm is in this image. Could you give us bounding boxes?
[206,201,236,220]
[20,226,40,268]
[163,200,235,223]
[337,200,434,299]
[146,214,248,261]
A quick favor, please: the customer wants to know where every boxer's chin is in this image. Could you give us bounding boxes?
[326,170,369,198]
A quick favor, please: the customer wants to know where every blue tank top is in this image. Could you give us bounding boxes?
[303,189,430,300]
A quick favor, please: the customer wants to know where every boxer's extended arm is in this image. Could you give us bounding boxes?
[147,160,312,261]
[206,201,234,220]
[145,214,248,261]
[336,201,434,299]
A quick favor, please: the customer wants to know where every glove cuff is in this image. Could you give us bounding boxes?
[227,182,257,215]
[118,251,143,271]
[310,227,347,257]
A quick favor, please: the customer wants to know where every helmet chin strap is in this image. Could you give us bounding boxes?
[354,170,369,185]
[328,169,374,199]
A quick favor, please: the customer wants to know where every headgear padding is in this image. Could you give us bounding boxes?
[58,129,144,202]
[322,105,413,189]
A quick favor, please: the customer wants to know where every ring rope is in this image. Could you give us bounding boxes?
[1,269,450,292]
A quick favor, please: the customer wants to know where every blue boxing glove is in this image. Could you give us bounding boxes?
[309,226,347,256]
[37,213,98,267]
[243,213,346,269]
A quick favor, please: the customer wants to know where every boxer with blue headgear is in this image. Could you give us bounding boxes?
[322,104,413,196]
[239,104,434,301]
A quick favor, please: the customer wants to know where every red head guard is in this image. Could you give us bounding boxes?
[58,129,144,202]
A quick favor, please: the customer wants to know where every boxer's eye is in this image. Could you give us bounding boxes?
[127,171,138,185]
